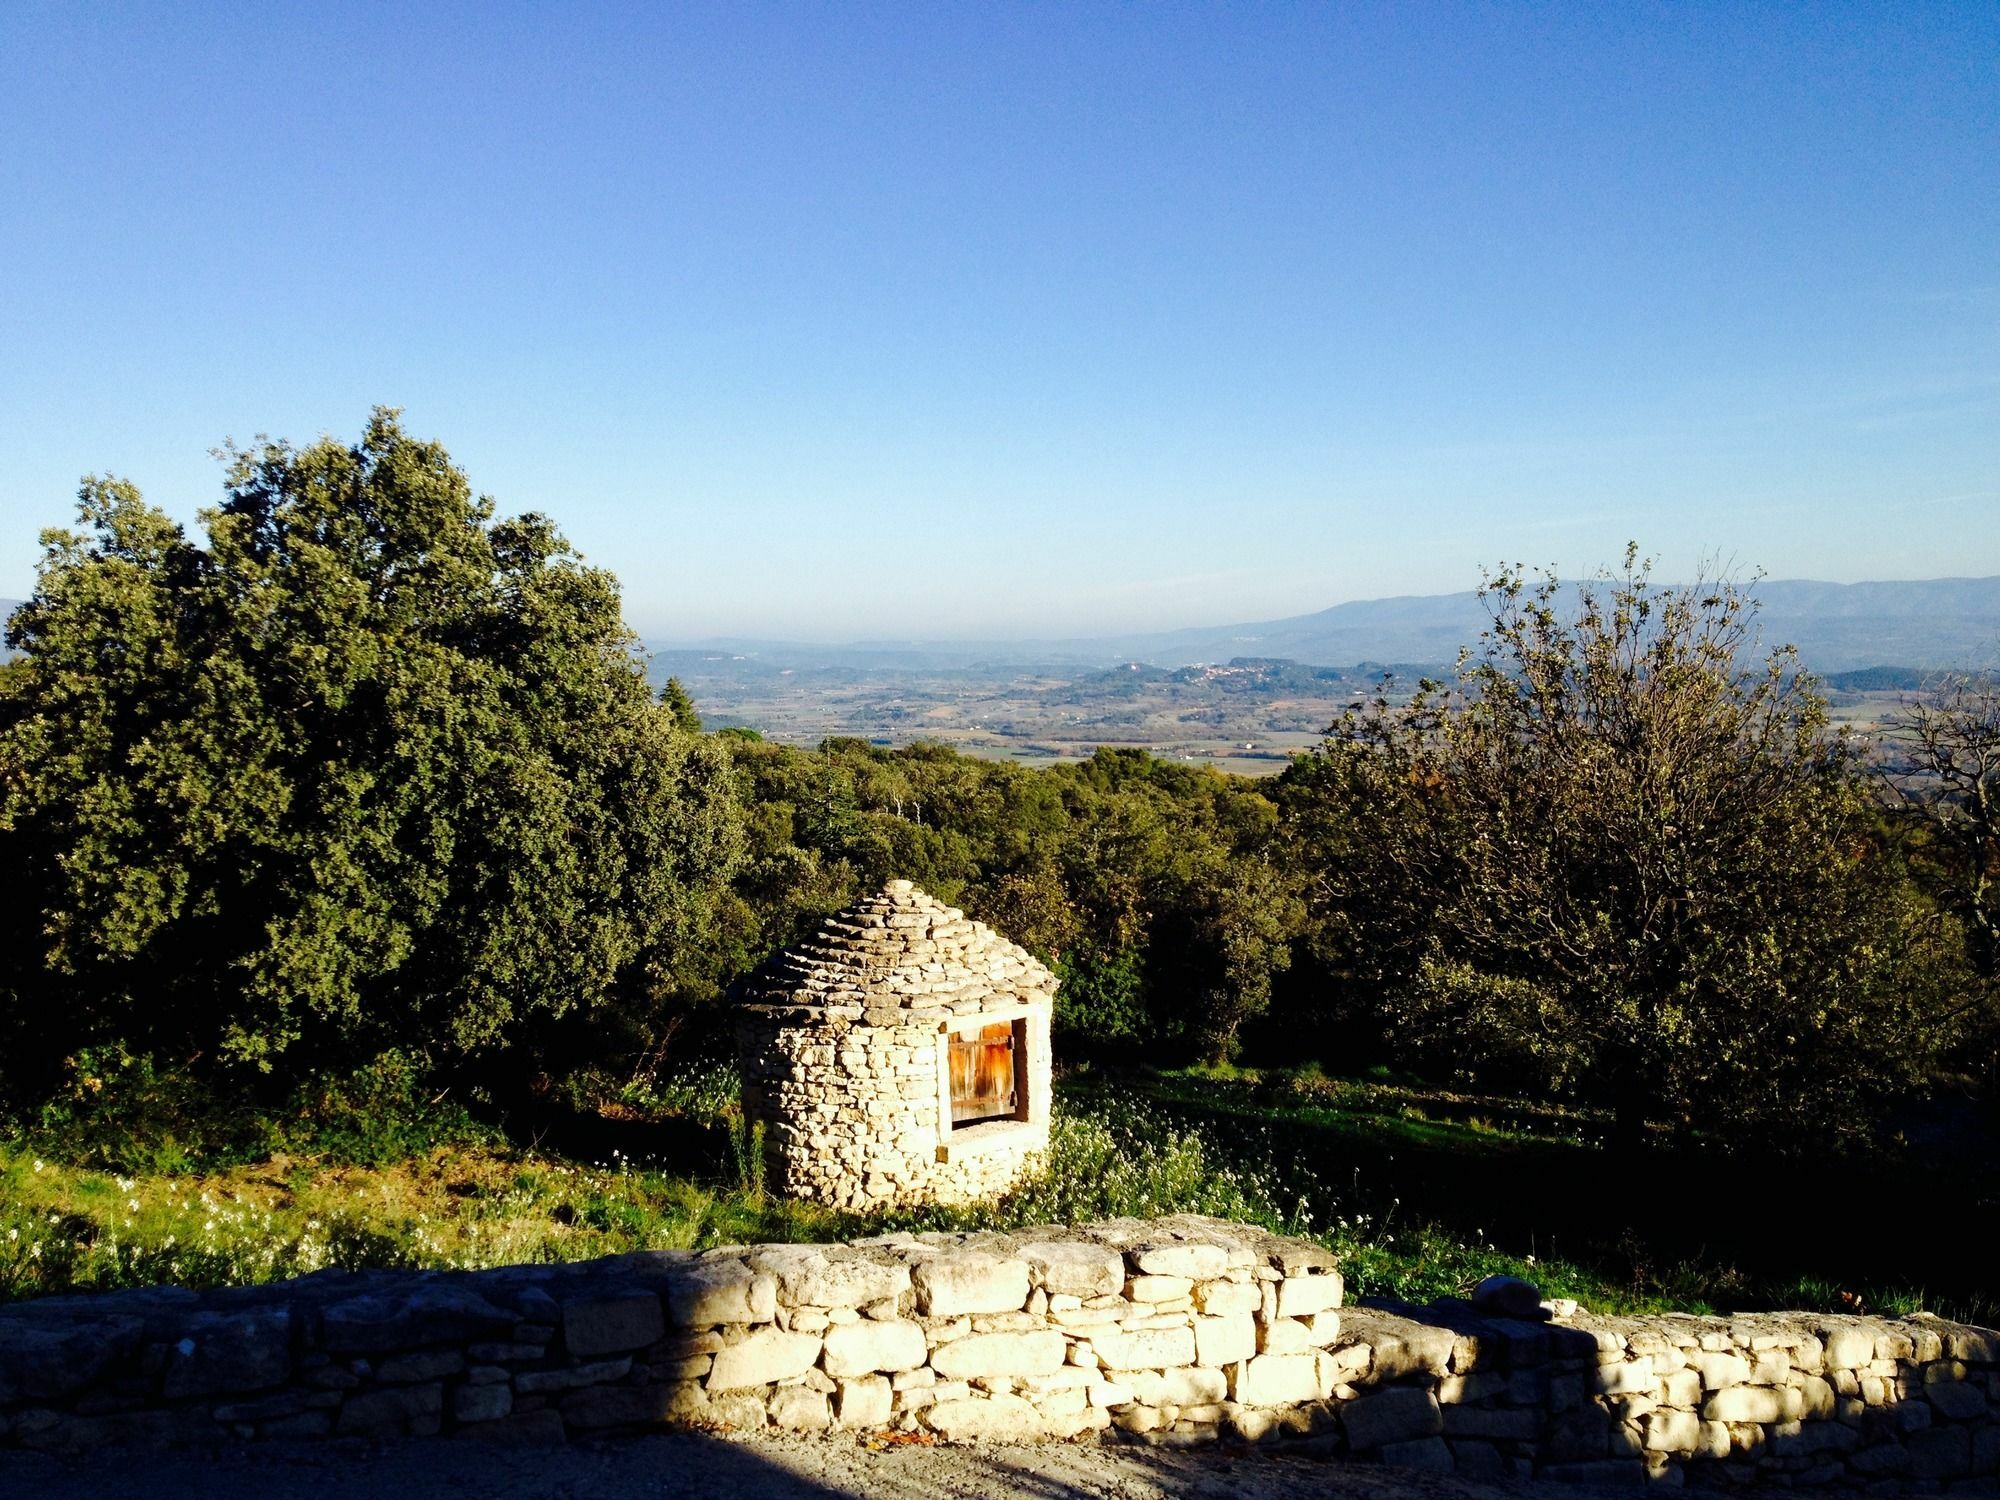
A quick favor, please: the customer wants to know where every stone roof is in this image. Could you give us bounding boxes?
[738,879,1055,1016]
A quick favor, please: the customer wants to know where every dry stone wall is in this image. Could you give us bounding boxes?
[2,1214,1995,1492]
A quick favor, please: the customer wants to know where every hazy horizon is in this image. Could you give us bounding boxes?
[3,5,1995,639]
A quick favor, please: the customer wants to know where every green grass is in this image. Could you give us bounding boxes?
[0,1087,1651,1314]
[3,1065,1992,1328]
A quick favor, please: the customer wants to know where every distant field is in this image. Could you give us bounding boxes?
[650,650,1920,775]
[649,652,1424,773]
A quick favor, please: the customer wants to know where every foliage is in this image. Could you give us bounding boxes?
[28,1047,495,1175]
[0,410,742,1102]
[1884,672,2000,1080]
[710,737,1299,1062]
[1279,550,1953,1147]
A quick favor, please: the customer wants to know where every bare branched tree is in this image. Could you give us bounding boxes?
[1883,671,2000,1081]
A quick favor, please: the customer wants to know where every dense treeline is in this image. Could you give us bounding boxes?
[2,416,1995,1158]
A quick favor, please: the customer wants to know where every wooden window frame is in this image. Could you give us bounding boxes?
[934,1005,1037,1162]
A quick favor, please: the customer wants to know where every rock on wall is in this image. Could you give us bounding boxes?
[0,1214,1994,1491]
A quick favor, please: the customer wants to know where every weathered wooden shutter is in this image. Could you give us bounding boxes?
[949,1022,1017,1124]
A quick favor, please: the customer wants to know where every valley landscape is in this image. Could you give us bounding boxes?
[650,575,2000,771]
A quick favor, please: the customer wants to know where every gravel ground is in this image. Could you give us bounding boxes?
[0,1430,1635,1500]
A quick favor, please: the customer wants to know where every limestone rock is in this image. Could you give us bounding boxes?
[929,1330,1066,1381]
[664,1261,776,1327]
[1470,1274,1545,1320]
[1234,1353,1320,1406]
[821,1318,928,1377]
[159,1306,293,1398]
[562,1290,665,1358]
[1090,1325,1196,1370]
[1342,1387,1443,1451]
[925,1392,1053,1441]
[1019,1242,1126,1300]
[1130,1244,1229,1280]
[707,1327,822,1390]
[913,1254,1030,1317]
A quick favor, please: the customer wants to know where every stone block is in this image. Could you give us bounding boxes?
[562,1290,665,1357]
[821,1318,928,1377]
[1908,1424,1971,1479]
[0,1316,147,1403]
[1343,1386,1443,1450]
[835,1374,894,1428]
[159,1306,293,1398]
[1131,1243,1230,1280]
[1369,1326,1456,1381]
[1440,1404,1539,1441]
[1124,1367,1226,1406]
[1546,1407,1612,1463]
[708,1327,823,1390]
[1926,1379,1988,1420]
[1276,1272,1343,1318]
[1701,1386,1783,1424]
[210,1390,340,1423]
[770,1386,832,1432]
[1260,1317,1313,1355]
[750,1247,911,1309]
[1195,1280,1261,1317]
[664,1261,777,1327]
[1797,1373,1835,1419]
[1644,1409,1703,1453]
[1821,1324,1876,1370]
[321,1285,514,1353]
[1195,1313,1256,1367]
[559,1382,705,1430]
[453,1383,514,1423]
[1091,1325,1196,1370]
[1593,1357,1656,1396]
[337,1382,443,1437]
[1378,1435,1455,1472]
[1470,1275,1544,1320]
[375,1349,464,1383]
[1126,1275,1194,1302]
[1694,1351,1750,1390]
[1233,1352,1319,1406]
[929,1330,1066,1380]
[1659,1369,1701,1407]
[914,1254,1031,1316]
[513,1356,631,1393]
[925,1392,1053,1440]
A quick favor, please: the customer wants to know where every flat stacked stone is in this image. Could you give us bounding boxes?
[738,879,1054,1019]
[734,880,1057,1211]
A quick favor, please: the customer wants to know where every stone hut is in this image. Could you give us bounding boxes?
[734,879,1056,1210]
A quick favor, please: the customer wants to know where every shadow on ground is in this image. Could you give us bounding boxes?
[0,1428,1595,1500]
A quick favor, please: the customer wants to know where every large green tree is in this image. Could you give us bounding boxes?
[1280,551,1947,1148]
[0,410,740,1096]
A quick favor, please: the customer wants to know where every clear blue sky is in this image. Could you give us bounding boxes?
[2,2,1995,640]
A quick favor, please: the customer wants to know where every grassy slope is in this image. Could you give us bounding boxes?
[4,1070,1992,1325]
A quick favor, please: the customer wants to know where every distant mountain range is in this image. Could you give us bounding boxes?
[662,575,2000,676]
[10,576,2000,676]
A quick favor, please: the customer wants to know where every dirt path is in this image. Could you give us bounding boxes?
[0,1430,1632,1500]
